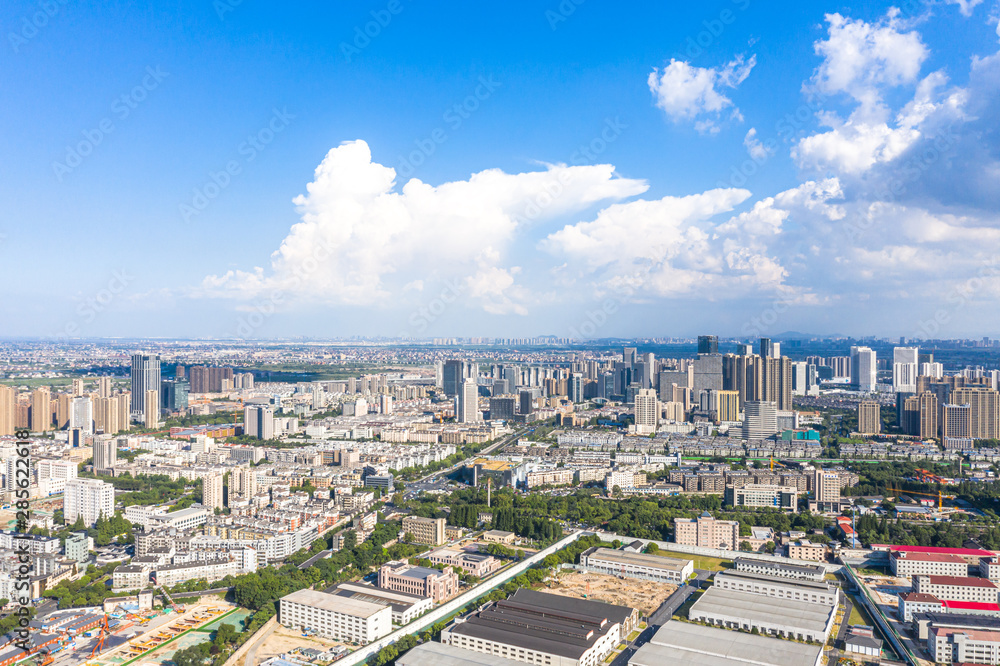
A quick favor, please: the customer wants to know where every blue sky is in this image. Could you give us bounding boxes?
[2,0,999,340]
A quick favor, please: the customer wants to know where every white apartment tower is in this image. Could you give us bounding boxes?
[634,389,659,434]
[203,473,224,511]
[893,347,919,393]
[851,346,877,392]
[64,478,114,527]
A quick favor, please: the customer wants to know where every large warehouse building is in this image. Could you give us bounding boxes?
[628,620,823,666]
[579,547,693,583]
[440,589,638,666]
[733,557,826,582]
[279,589,392,644]
[688,586,836,643]
[396,642,526,666]
[713,570,839,606]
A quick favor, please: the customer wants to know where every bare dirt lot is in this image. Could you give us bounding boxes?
[255,624,351,662]
[538,571,676,615]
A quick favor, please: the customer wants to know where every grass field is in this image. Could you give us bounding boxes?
[656,550,731,571]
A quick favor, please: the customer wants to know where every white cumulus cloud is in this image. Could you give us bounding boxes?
[648,55,755,133]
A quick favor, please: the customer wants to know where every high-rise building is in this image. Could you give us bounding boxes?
[893,347,919,393]
[97,377,112,398]
[93,436,117,473]
[951,388,999,440]
[130,354,161,421]
[143,390,159,428]
[161,379,189,411]
[742,401,778,440]
[813,469,843,512]
[623,347,637,367]
[71,378,85,397]
[858,400,881,435]
[244,405,275,439]
[518,389,535,415]
[64,478,114,527]
[401,516,446,545]
[70,397,93,435]
[791,362,808,396]
[457,380,481,423]
[711,390,740,423]
[443,360,476,397]
[0,386,15,436]
[851,346,877,392]
[231,467,257,499]
[697,335,719,355]
[31,388,51,432]
[757,337,774,359]
[569,373,583,403]
[634,389,659,434]
[489,396,516,421]
[903,392,938,438]
[941,404,972,439]
[56,393,72,429]
[188,366,235,393]
[693,354,723,401]
[203,473,224,511]
[736,343,753,356]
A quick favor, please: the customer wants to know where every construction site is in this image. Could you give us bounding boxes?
[538,570,677,616]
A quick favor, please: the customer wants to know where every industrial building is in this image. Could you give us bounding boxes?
[913,575,999,604]
[733,557,826,582]
[279,588,392,644]
[712,570,838,606]
[688,586,836,643]
[440,589,638,666]
[579,547,693,583]
[378,561,459,603]
[891,551,970,577]
[397,642,526,666]
[329,582,433,626]
[929,626,1000,664]
[627,620,823,666]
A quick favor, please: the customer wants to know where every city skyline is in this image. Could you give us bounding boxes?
[3,1,1000,340]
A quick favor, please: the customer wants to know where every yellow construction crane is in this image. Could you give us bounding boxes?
[888,486,953,510]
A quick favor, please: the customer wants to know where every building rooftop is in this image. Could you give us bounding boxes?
[332,582,429,610]
[691,586,835,635]
[944,600,1000,612]
[900,592,941,603]
[923,575,997,588]
[582,546,691,572]
[396,642,526,666]
[445,589,633,660]
[714,569,835,592]
[733,557,825,577]
[630,621,823,666]
[281,589,387,619]
[892,551,968,563]
[874,544,996,558]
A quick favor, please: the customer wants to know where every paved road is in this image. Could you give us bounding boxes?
[243,619,278,666]
[300,549,333,569]
[336,530,584,666]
